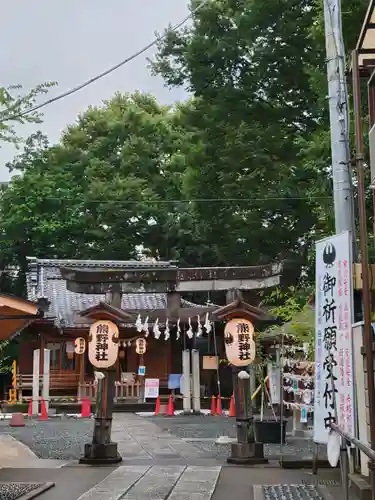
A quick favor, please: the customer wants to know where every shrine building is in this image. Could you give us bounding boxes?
[13,257,282,407]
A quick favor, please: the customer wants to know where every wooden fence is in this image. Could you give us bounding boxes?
[16,373,143,402]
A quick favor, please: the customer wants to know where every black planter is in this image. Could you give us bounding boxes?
[254,419,287,444]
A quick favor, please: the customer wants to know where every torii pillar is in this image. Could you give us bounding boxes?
[213,290,277,465]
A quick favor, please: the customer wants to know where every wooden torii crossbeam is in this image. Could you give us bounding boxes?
[59,262,284,294]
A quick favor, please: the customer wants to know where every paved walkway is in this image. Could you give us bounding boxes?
[0,414,343,500]
[112,413,219,464]
[0,463,341,500]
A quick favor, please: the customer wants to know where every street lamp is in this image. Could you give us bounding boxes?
[223,317,268,465]
[80,319,122,465]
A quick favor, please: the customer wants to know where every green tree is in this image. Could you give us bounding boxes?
[0,82,56,145]
[151,0,369,271]
[0,92,201,273]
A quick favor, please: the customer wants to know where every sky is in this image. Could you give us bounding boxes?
[0,0,189,181]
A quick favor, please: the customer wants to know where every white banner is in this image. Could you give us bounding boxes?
[267,363,280,404]
[313,231,355,444]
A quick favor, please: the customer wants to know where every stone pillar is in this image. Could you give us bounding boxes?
[32,349,40,415]
[191,349,201,414]
[42,349,50,412]
[182,350,192,414]
[227,366,267,465]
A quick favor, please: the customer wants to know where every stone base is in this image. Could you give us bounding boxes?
[227,442,268,465]
[79,442,122,465]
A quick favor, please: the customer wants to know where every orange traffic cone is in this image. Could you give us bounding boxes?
[229,394,236,417]
[81,398,91,418]
[27,400,33,418]
[216,394,222,416]
[154,396,161,416]
[165,394,174,416]
[40,399,48,421]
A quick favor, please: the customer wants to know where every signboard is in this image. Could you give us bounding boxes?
[267,363,280,404]
[144,378,159,398]
[168,374,181,389]
[74,337,86,355]
[203,356,218,370]
[313,231,355,444]
[88,320,119,369]
[138,365,146,376]
[224,318,256,366]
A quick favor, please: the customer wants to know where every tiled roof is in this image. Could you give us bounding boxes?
[25,257,201,328]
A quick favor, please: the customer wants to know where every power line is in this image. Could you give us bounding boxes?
[0,195,333,205]
[0,0,211,124]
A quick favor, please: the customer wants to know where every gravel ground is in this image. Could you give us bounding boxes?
[149,415,317,459]
[0,419,92,460]
[0,482,43,500]
[0,415,317,461]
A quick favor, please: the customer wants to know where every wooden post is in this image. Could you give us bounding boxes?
[138,353,145,402]
[78,352,85,398]
[167,292,180,321]
[116,355,120,381]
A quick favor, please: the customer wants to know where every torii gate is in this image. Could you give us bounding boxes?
[59,261,286,465]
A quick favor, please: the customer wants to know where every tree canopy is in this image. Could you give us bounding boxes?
[0,82,56,146]
[0,0,370,293]
[0,93,204,272]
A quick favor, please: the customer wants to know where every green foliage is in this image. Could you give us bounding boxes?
[0,92,203,270]
[0,82,56,146]
[0,0,371,311]
[261,287,315,359]
[262,287,312,322]
[151,0,369,271]
[0,341,12,373]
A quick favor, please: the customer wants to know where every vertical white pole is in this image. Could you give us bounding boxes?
[324,0,355,237]
[182,349,191,414]
[32,349,40,415]
[42,349,50,412]
[191,349,201,414]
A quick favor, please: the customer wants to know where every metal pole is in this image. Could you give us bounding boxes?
[324,0,356,236]
[352,50,375,500]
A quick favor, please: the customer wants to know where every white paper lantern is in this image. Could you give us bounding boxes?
[135,338,147,355]
[74,337,86,355]
[88,320,119,369]
[224,318,255,367]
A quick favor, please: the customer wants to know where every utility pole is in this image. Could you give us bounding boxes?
[324,0,356,236]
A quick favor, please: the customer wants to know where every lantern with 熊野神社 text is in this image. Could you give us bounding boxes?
[135,338,147,355]
[88,320,119,369]
[74,337,86,355]
[224,318,256,367]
